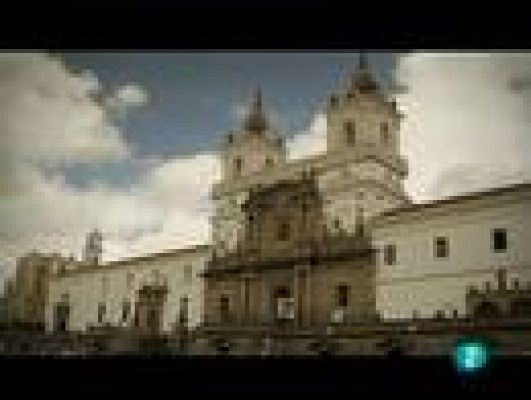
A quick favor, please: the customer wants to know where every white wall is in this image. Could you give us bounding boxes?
[46,247,210,333]
[372,191,531,319]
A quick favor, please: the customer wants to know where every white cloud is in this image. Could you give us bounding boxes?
[395,52,531,201]
[106,83,148,114]
[0,52,132,166]
[0,52,161,279]
[287,112,328,160]
[0,151,222,276]
[231,102,248,123]
[432,163,526,199]
[3,51,531,285]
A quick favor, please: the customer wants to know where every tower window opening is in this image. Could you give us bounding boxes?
[344,121,356,145]
[234,158,242,175]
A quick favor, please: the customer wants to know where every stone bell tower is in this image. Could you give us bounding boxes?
[221,87,287,181]
[319,52,410,233]
[212,88,287,256]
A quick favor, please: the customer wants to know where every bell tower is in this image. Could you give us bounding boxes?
[320,52,410,232]
[221,87,286,182]
[326,51,402,156]
[212,88,287,257]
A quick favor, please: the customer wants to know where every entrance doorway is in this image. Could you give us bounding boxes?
[54,302,70,332]
[134,284,168,336]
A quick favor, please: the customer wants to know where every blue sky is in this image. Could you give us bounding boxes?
[3,51,529,278]
[61,52,394,188]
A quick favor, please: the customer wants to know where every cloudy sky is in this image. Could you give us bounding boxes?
[1,51,530,286]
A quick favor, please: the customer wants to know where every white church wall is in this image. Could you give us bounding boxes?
[46,246,210,333]
[372,188,531,320]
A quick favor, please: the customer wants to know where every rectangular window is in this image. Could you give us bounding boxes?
[344,121,356,145]
[97,303,106,324]
[434,236,449,258]
[337,285,350,308]
[278,222,290,241]
[383,244,396,265]
[492,228,507,253]
[121,301,130,323]
[220,296,230,323]
[179,296,189,325]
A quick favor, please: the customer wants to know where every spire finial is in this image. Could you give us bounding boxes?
[253,86,262,109]
[243,86,267,132]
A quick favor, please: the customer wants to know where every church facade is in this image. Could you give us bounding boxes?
[22,58,529,347]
